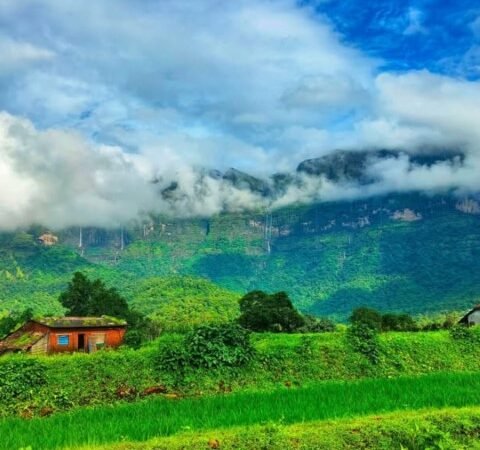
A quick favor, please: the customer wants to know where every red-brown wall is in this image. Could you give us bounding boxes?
[25,322,126,354]
[47,327,126,353]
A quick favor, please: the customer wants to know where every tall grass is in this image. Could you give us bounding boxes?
[3,372,480,450]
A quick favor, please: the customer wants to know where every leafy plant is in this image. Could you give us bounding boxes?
[350,307,383,331]
[381,313,418,332]
[155,323,255,373]
[0,358,46,407]
[59,272,129,318]
[238,291,305,333]
[0,308,33,339]
[184,323,255,369]
[450,324,480,344]
[347,323,380,364]
[298,315,336,333]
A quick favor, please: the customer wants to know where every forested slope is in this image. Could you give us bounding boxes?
[1,193,480,319]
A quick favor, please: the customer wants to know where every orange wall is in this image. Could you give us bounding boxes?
[48,327,126,353]
[24,322,126,353]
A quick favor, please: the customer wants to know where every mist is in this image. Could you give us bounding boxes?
[1,1,480,230]
[1,108,480,231]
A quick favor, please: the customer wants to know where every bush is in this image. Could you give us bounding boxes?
[238,291,305,333]
[0,308,33,339]
[350,308,418,332]
[298,315,336,333]
[123,311,161,349]
[349,307,383,331]
[156,323,255,372]
[0,358,46,407]
[381,313,418,332]
[185,323,255,369]
[347,323,380,364]
[155,340,190,374]
[450,324,480,344]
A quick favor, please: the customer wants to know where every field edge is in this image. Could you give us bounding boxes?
[74,406,480,450]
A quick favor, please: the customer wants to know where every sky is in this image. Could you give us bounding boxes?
[1,0,480,229]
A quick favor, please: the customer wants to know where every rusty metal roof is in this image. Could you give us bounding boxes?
[33,316,127,328]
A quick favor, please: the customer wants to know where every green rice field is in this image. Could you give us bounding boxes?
[4,371,480,450]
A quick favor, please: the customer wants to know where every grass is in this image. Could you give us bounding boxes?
[79,406,480,450]
[4,329,480,420]
[4,371,480,450]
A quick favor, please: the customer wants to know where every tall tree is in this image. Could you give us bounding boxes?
[238,290,304,332]
[59,272,129,318]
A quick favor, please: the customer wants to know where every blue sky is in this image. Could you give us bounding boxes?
[314,0,480,76]
[1,0,480,228]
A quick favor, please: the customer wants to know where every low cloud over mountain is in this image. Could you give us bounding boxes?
[1,1,480,229]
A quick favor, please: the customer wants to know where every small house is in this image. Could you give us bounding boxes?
[0,316,127,356]
[459,306,480,326]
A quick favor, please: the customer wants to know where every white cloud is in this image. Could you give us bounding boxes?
[0,0,376,170]
[0,35,54,75]
[373,71,480,147]
[0,2,480,228]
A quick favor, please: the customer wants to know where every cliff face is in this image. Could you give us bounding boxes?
[44,192,480,319]
[3,148,479,319]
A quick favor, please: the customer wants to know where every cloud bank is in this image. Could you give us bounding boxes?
[0,1,480,230]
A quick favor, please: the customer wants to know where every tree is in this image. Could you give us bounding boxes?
[59,272,129,318]
[59,272,160,347]
[349,307,383,331]
[238,290,305,332]
[299,315,336,333]
[0,308,33,339]
[123,310,160,349]
[381,313,417,331]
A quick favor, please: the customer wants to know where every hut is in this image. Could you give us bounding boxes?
[0,316,127,355]
[459,305,480,326]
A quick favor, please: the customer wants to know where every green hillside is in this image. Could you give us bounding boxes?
[1,193,480,319]
[130,276,240,331]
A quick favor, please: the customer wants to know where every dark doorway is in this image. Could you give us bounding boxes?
[78,334,85,351]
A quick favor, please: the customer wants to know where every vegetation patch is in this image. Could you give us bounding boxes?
[76,406,480,450]
[4,373,480,449]
[3,329,480,418]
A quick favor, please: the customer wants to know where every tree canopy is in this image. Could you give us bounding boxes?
[58,272,159,347]
[238,290,305,332]
[59,272,129,318]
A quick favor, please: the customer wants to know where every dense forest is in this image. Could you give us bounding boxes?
[1,192,480,320]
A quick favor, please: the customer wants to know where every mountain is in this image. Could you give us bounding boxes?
[1,153,479,320]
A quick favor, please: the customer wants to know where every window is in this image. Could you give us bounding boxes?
[57,335,69,346]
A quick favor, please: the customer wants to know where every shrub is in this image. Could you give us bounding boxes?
[298,315,336,333]
[450,324,480,344]
[417,312,459,331]
[184,323,255,369]
[0,308,33,340]
[381,313,417,332]
[238,291,305,332]
[349,307,382,331]
[347,323,380,364]
[155,323,255,372]
[0,358,47,407]
[124,311,161,349]
[155,340,190,374]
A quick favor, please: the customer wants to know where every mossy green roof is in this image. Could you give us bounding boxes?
[0,330,45,352]
[34,316,127,328]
